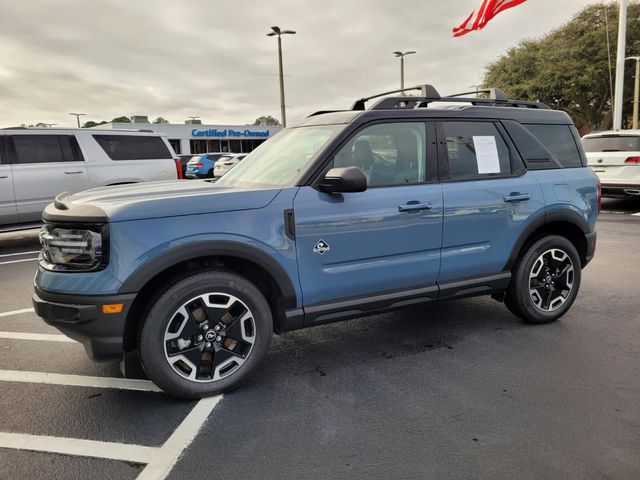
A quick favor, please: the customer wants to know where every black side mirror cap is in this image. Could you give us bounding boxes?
[317,166,368,194]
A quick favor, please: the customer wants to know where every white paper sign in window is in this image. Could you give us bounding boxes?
[472,135,501,174]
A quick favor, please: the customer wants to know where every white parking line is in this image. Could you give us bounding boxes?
[0,432,158,463]
[0,250,40,258]
[0,331,76,342]
[0,257,38,265]
[0,369,162,392]
[137,395,223,480]
[0,308,34,318]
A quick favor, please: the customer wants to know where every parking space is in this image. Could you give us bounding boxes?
[0,205,639,479]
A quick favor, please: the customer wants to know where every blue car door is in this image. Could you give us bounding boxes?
[293,121,443,315]
[435,120,545,288]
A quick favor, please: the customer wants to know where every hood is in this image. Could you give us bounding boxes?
[44,180,281,223]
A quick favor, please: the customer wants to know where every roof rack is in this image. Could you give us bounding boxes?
[351,84,549,111]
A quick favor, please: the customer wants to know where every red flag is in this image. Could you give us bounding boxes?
[453,0,527,37]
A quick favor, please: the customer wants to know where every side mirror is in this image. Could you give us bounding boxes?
[317,166,367,194]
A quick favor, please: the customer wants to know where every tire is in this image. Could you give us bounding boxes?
[139,270,272,399]
[505,235,582,324]
[207,169,214,178]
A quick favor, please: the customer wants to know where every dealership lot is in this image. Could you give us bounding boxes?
[0,199,638,480]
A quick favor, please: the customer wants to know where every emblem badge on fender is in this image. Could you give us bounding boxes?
[313,239,330,255]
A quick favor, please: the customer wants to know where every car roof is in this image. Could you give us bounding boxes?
[295,105,572,127]
[582,130,640,138]
[0,127,163,136]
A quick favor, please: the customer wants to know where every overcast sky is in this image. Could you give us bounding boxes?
[0,0,602,128]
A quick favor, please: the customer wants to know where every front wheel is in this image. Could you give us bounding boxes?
[505,235,582,324]
[139,271,272,399]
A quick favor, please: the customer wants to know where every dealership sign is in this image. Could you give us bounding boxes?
[191,128,270,138]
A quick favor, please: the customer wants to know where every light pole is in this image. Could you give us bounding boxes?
[69,113,85,128]
[393,51,416,94]
[613,0,628,130]
[626,56,640,129]
[267,26,295,127]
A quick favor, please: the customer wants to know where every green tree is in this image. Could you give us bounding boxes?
[82,120,108,128]
[153,116,169,124]
[252,115,281,126]
[483,2,640,133]
[111,116,131,123]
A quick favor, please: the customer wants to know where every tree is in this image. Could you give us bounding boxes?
[82,120,108,128]
[111,116,131,123]
[483,2,640,133]
[252,115,281,126]
[153,116,169,124]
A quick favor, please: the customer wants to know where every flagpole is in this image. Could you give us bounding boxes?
[613,0,628,130]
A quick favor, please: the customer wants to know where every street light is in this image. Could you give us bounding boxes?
[393,51,416,94]
[626,56,640,129]
[267,26,296,127]
[69,113,85,128]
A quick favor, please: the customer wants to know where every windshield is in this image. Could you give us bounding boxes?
[216,125,342,189]
[582,135,640,152]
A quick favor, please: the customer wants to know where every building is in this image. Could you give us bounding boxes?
[95,119,281,155]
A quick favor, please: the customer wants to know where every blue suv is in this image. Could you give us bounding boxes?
[185,152,229,178]
[33,85,599,399]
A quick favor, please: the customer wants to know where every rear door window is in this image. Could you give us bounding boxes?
[440,121,512,181]
[11,135,80,164]
[581,135,640,152]
[93,135,172,160]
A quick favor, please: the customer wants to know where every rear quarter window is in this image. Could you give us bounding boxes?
[502,121,583,170]
[92,135,172,160]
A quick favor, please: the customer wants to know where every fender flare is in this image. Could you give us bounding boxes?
[503,209,590,271]
[118,240,297,309]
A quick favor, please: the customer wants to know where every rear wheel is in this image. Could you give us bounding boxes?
[139,270,272,399]
[505,235,581,324]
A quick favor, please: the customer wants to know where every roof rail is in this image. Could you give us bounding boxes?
[353,85,548,111]
[351,84,441,111]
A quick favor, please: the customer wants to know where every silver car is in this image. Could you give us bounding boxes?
[0,128,179,231]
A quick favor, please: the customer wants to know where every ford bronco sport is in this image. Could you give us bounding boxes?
[33,85,599,399]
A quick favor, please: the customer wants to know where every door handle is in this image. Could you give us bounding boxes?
[398,201,432,212]
[0,175,7,179]
[503,193,530,203]
[64,170,83,174]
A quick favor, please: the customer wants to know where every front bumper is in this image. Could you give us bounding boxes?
[32,287,136,361]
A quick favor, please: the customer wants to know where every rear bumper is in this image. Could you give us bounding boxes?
[585,231,597,266]
[186,172,209,179]
[32,287,135,361]
[601,183,640,197]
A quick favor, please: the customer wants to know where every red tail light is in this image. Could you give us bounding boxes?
[174,159,183,179]
[597,179,602,213]
[192,163,203,168]
[625,156,640,164]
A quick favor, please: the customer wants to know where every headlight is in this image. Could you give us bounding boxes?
[39,224,108,271]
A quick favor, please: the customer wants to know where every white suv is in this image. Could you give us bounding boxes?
[0,128,180,231]
[582,131,640,198]
[213,153,247,177]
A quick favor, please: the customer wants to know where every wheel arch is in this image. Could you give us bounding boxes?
[120,241,297,353]
[504,210,590,271]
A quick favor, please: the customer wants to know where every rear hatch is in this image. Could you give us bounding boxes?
[582,133,640,185]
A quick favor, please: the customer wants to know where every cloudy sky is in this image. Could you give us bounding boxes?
[0,0,602,128]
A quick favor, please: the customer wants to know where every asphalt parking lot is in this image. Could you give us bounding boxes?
[0,198,638,480]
